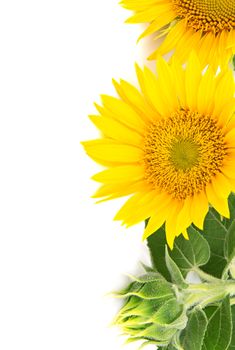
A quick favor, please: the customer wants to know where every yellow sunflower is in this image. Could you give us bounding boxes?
[82,54,235,248]
[121,0,235,68]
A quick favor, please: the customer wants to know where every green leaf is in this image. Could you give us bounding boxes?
[224,221,235,261]
[149,299,187,335]
[178,308,208,350]
[202,296,232,350]
[228,305,235,349]
[223,221,235,278]
[115,272,175,300]
[200,208,228,278]
[169,226,210,277]
[165,246,188,288]
[147,225,210,280]
[223,193,235,228]
[147,195,235,280]
[140,263,156,273]
[147,224,171,281]
[140,312,187,342]
[165,345,177,350]
[198,196,235,278]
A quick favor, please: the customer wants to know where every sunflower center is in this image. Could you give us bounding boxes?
[173,0,235,33]
[170,139,199,171]
[143,109,227,200]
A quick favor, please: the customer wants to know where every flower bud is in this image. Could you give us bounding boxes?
[114,272,187,348]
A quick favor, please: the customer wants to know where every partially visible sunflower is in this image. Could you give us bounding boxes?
[121,0,235,68]
[82,54,235,248]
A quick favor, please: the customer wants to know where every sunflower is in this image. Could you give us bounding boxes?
[121,0,235,68]
[82,54,235,248]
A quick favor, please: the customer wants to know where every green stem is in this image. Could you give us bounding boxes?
[193,267,220,283]
[226,280,235,296]
[183,280,235,310]
[230,297,235,306]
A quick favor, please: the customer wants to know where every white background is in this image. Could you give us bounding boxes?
[0,1,157,349]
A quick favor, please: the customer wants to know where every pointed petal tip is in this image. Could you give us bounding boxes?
[136,35,142,44]
[90,173,99,181]
[141,233,146,242]
[148,51,158,61]
[134,62,141,72]
[182,229,189,240]
[125,17,134,24]
[142,227,153,241]
[112,78,118,85]
[113,216,118,221]
[147,54,154,61]
[166,233,174,250]
[94,198,106,204]
[80,140,86,147]
[224,211,230,219]
[113,211,122,221]
[195,222,204,231]
[93,101,100,109]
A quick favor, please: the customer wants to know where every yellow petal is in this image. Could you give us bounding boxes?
[121,0,162,11]
[142,66,171,117]
[97,180,149,201]
[156,57,179,112]
[211,172,231,198]
[126,191,169,227]
[153,20,185,57]
[176,196,192,233]
[125,3,172,23]
[117,79,156,121]
[135,63,147,96]
[185,51,201,111]
[137,9,176,41]
[142,211,166,240]
[222,161,235,179]
[190,191,209,230]
[206,182,230,218]
[197,67,216,115]
[227,177,235,192]
[165,201,183,249]
[182,229,189,240]
[174,27,200,64]
[218,99,235,127]
[213,70,235,118]
[225,116,235,133]
[92,181,141,199]
[225,129,235,146]
[142,192,172,239]
[114,192,146,221]
[227,30,235,49]
[92,165,145,183]
[82,140,143,164]
[89,115,143,146]
[100,95,145,132]
[198,31,215,67]
[171,57,186,107]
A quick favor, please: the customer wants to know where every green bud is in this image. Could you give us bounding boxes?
[114,272,187,348]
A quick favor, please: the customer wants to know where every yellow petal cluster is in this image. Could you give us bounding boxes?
[83,54,235,248]
[121,0,235,68]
